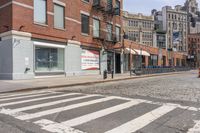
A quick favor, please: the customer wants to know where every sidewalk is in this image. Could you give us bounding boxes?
[0,72,186,93]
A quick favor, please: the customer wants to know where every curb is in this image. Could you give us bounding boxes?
[1,72,186,94]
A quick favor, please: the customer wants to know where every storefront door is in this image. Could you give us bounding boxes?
[107,52,114,73]
[35,46,64,74]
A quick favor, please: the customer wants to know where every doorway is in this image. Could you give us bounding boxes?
[115,53,121,73]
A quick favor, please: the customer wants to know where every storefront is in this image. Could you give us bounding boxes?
[148,54,158,67]
[34,41,65,76]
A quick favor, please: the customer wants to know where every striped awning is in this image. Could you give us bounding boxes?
[124,48,136,54]
[133,49,150,56]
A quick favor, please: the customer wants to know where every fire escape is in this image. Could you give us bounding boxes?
[92,0,121,50]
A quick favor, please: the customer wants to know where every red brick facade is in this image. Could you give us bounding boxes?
[188,34,200,67]
[124,40,187,67]
[0,0,123,47]
[0,0,12,33]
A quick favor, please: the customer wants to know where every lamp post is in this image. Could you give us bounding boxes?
[140,47,142,69]
[129,44,132,76]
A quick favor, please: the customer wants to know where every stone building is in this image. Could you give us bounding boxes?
[182,0,200,34]
[152,10,167,49]
[123,11,154,47]
[162,6,188,53]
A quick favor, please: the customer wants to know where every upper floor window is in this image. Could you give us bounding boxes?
[107,23,113,41]
[107,0,113,11]
[115,26,121,41]
[115,0,120,16]
[81,14,90,34]
[93,18,100,37]
[83,0,89,2]
[34,0,47,24]
[54,4,65,29]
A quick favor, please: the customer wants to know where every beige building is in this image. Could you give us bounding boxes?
[162,6,188,52]
[123,11,154,47]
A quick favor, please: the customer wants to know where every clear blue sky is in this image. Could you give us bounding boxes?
[123,0,200,15]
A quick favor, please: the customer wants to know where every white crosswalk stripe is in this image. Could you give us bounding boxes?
[0,91,55,99]
[34,119,86,133]
[104,105,176,133]
[0,92,56,102]
[62,100,145,127]
[17,96,116,120]
[0,91,199,133]
[0,93,81,107]
[3,95,98,116]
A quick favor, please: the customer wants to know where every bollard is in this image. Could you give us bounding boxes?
[111,70,114,79]
[199,68,200,78]
[103,70,107,79]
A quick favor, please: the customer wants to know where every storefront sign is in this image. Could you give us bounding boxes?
[81,49,100,70]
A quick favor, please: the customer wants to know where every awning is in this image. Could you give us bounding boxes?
[133,49,150,56]
[124,48,136,54]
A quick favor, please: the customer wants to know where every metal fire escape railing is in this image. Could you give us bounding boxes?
[92,0,121,48]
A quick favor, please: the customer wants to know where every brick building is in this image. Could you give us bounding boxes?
[0,0,123,80]
[188,34,200,67]
[123,40,187,70]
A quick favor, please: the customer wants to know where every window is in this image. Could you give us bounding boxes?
[34,0,47,24]
[83,0,89,2]
[54,4,65,29]
[115,0,120,16]
[107,23,112,41]
[93,18,100,37]
[81,14,90,34]
[115,26,121,41]
[107,0,113,11]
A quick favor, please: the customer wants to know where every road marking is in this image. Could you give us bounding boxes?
[187,120,200,133]
[0,91,55,99]
[34,119,86,133]
[3,95,98,116]
[145,101,200,112]
[0,93,81,107]
[0,92,57,102]
[62,100,144,127]
[17,96,116,120]
[111,96,200,112]
[105,105,176,133]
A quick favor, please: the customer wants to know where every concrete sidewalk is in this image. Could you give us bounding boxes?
[0,72,187,93]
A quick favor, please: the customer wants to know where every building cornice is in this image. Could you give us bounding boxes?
[0,30,32,40]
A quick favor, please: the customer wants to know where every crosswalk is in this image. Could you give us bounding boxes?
[0,90,200,133]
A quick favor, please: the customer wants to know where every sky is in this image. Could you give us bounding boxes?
[124,0,200,15]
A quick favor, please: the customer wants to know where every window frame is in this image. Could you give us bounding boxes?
[33,0,47,25]
[115,26,121,41]
[81,14,90,35]
[53,3,65,29]
[93,18,100,38]
[107,23,113,41]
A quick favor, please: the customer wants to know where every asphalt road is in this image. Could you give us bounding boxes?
[0,70,200,133]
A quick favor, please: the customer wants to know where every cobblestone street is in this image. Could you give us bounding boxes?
[59,70,200,103]
[1,71,200,133]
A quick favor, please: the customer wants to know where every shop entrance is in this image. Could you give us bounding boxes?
[115,53,121,73]
[107,52,114,74]
[35,46,64,75]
